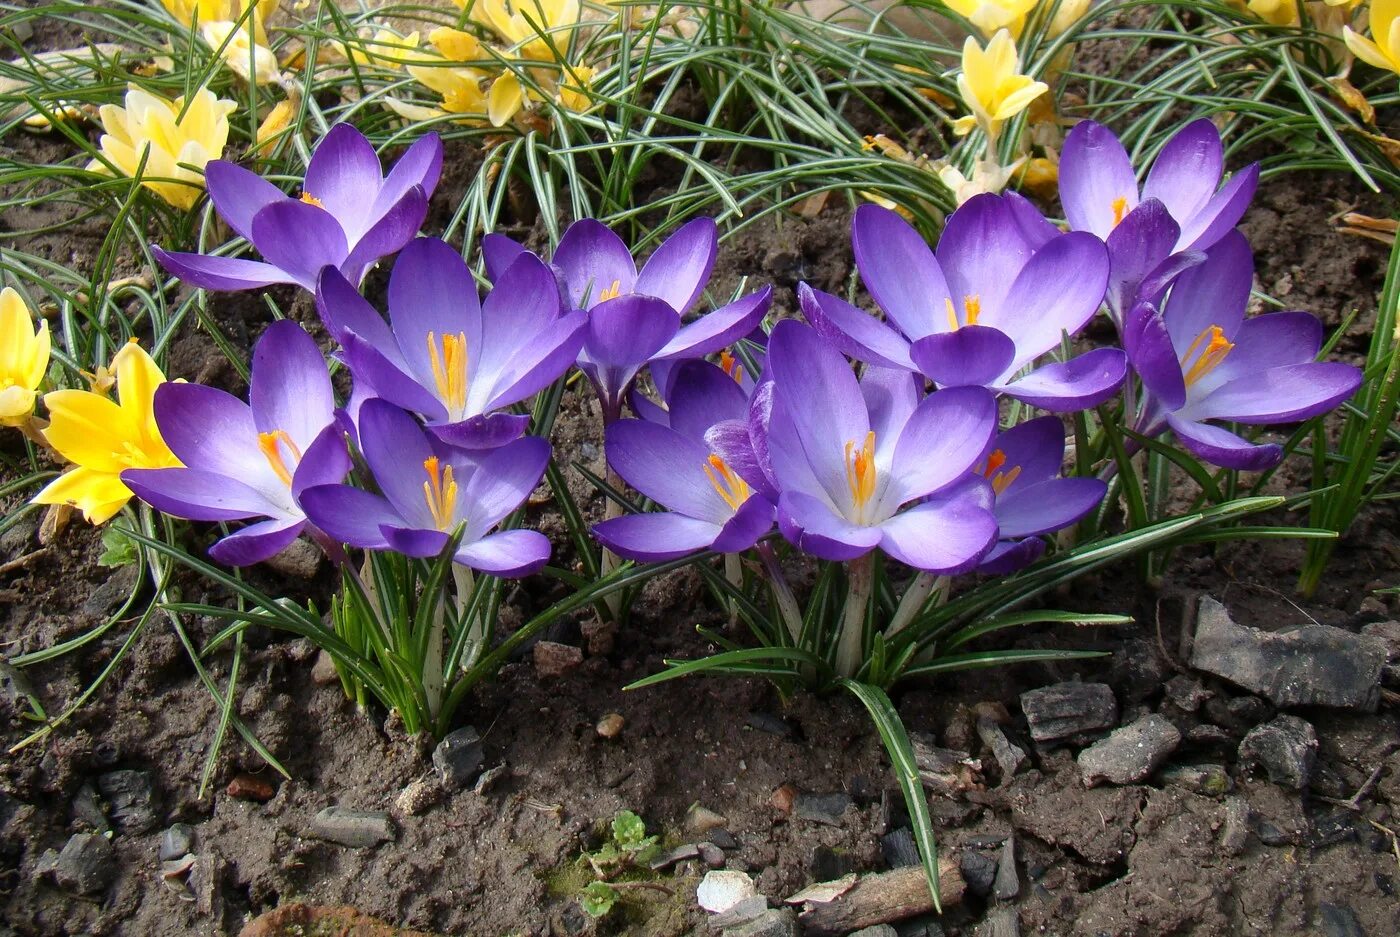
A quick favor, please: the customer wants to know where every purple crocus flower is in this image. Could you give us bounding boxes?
[299,399,551,576]
[1059,118,1259,320]
[593,360,775,562]
[154,124,442,293]
[316,237,586,450]
[1123,231,1363,470]
[715,321,1000,573]
[802,198,1124,412]
[122,321,351,566]
[483,218,771,421]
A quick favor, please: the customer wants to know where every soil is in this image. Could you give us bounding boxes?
[4,7,1400,937]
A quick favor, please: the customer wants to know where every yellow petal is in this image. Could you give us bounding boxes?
[42,389,139,472]
[32,466,132,525]
[112,342,171,457]
[1345,26,1398,72]
[429,26,484,61]
[992,79,1048,120]
[488,73,526,126]
[0,287,40,380]
[0,385,36,423]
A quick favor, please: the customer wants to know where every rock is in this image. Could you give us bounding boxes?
[979,906,1020,937]
[1190,596,1387,710]
[160,823,194,861]
[309,807,395,848]
[1238,715,1317,791]
[82,566,136,618]
[699,842,726,868]
[794,792,853,826]
[881,827,919,869]
[770,784,797,816]
[1362,620,1400,687]
[1077,714,1181,787]
[1160,763,1233,796]
[697,869,759,913]
[960,850,996,897]
[1219,795,1251,855]
[311,650,340,685]
[189,850,223,916]
[394,778,443,816]
[1163,674,1213,712]
[708,828,738,849]
[71,783,110,834]
[850,927,899,937]
[97,769,158,834]
[976,718,1027,781]
[226,772,276,803]
[993,834,1019,900]
[432,726,484,790]
[687,803,728,834]
[909,735,982,795]
[747,711,796,738]
[473,763,508,794]
[1318,902,1366,937]
[263,536,323,579]
[1019,682,1118,744]
[533,640,583,678]
[1202,694,1271,734]
[709,894,769,929]
[595,712,624,738]
[52,833,114,895]
[651,843,702,871]
[726,908,799,937]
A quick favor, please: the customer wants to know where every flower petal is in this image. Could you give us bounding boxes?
[1165,414,1281,471]
[454,528,550,577]
[777,489,882,561]
[990,415,1071,487]
[995,476,1105,538]
[204,160,286,243]
[1105,198,1181,315]
[389,236,482,385]
[1164,229,1253,351]
[339,331,449,422]
[315,265,399,353]
[371,132,443,221]
[482,233,530,283]
[593,511,723,562]
[992,231,1109,366]
[298,483,400,549]
[341,186,428,282]
[290,423,352,498]
[665,359,750,441]
[1059,119,1139,239]
[121,467,277,521]
[459,435,550,539]
[710,494,775,554]
[655,287,771,361]
[356,398,438,525]
[429,412,531,450]
[877,492,998,574]
[250,321,334,450]
[851,204,952,339]
[249,200,350,291]
[1123,301,1186,410]
[152,248,289,292]
[937,193,1040,324]
[908,326,1016,387]
[1176,164,1259,253]
[1141,118,1222,224]
[1187,362,1362,424]
[304,123,383,240]
[605,418,730,524]
[977,537,1045,575]
[890,384,997,503]
[1000,347,1128,412]
[634,217,717,314]
[798,283,916,370]
[208,516,306,567]
[554,219,637,309]
[150,382,267,479]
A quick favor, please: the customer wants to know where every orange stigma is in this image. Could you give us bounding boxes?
[426,331,469,414]
[719,350,745,385]
[299,191,324,208]
[1180,324,1234,387]
[981,448,1021,496]
[1111,196,1128,227]
[257,430,303,488]
[945,294,982,331]
[703,454,751,512]
[844,431,878,519]
[421,456,459,532]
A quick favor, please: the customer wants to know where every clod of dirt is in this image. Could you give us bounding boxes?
[1238,714,1319,791]
[1077,714,1182,787]
[308,807,396,848]
[95,769,157,834]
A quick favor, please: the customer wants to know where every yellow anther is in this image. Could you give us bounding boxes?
[299,191,324,208]
[844,431,878,519]
[703,454,751,513]
[426,331,469,414]
[1111,195,1128,227]
[980,448,1021,496]
[596,279,623,302]
[944,294,982,331]
[719,350,745,385]
[1180,324,1235,387]
[421,456,459,532]
[257,430,304,488]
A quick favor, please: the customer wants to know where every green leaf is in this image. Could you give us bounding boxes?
[580,880,618,918]
[97,524,138,568]
[612,810,649,849]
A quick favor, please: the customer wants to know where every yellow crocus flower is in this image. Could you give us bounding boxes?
[1345,0,1400,74]
[33,342,181,525]
[88,86,235,211]
[0,288,50,427]
[200,20,280,84]
[161,0,278,45]
[943,0,1039,38]
[953,30,1048,142]
[461,0,583,59]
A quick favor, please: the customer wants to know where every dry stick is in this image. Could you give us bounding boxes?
[796,861,966,936]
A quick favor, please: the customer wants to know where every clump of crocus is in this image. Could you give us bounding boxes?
[89,86,236,211]
[950,29,1047,197]
[0,287,50,432]
[32,341,181,524]
[154,123,441,292]
[122,322,350,565]
[158,0,279,84]
[1123,232,1363,469]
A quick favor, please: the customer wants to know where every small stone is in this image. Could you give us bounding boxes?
[699,842,726,868]
[159,823,195,861]
[474,763,508,795]
[1163,674,1213,712]
[97,769,158,834]
[747,711,796,738]
[82,566,136,618]
[708,828,738,850]
[311,650,340,685]
[1160,763,1233,796]
[770,784,797,816]
[1187,723,1234,747]
[726,908,799,937]
[71,784,110,834]
[226,772,276,803]
[651,843,701,870]
[697,869,758,913]
[1318,902,1366,937]
[976,719,1027,781]
[52,833,114,895]
[687,803,728,834]
[309,807,395,848]
[960,851,996,897]
[850,927,899,937]
[909,734,982,795]
[433,726,484,790]
[189,850,223,916]
[1190,596,1387,711]
[1202,694,1271,734]
[1077,714,1181,787]
[709,894,768,929]
[580,618,616,656]
[1238,715,1317,791]
[533,641,583,678]
[881,827,919,869]
[596,712,625,739]
[1309,808,1357,848]
[979,905,1020,937]
[1220,795,1251,855]
[394,778,442,816]
[1019,682,1118,744]
[794,792,853,826]
[993,834,1019,900]
[263,537,323,579]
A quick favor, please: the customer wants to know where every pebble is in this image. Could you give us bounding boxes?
[650,843,701,871]
[747,711,796,739]
[709,894,769,929]
[976,718,1027,781]
[226,772,276,803]
[1160,763,1233,796]
[473,763,508,795]
[770,784,797,816]
[394,777,443,816]
[533,640,583,677]
[849,927,898,937]
[687,803,728,834]
[699,842,726,869]
[697,869,759,913]
[960,850,996,897]
[263,536,323,579]
[53,833,115,895]
[794,792,853,827]
[310,650,340,686]
[993,834,1019,900]
[1019,682,1118,744]
[595,712,625,738]
[433,726,484,790]
[1162,674,1213,712]
[309,807,395,848]
[82,566,136,618]
[1190,596,1387,711]
[97,769,158,834]
[1238,715,1318,791]
[1202,694,1271,734]
[881,827,919,869]
[159,823,195,861]
[1220,795,1252,855]
[979,905,1020,937]
[726,908,799,937]
[708,828,738,850]
[1077,714,1181,787]
[71,784,110,834]
[910,735,982,796]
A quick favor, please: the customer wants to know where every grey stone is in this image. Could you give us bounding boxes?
[850,927,899,937]
[909,735,982,795]
[0,661,36,708]
[309,806,395,848]
[1077,714,1181,787]
[725,908,798,937]
[432,726,484,790]
[97,769,158,834]
[708,828,738,850]
[1319,902,1367,937]
[81,566,136,618]
[698,869,758,913]
[1220,796,1251,855]
[159,823,194,861]
[708,894,769,929]
[976,718,1027,780]
[1163,674,1212,712]
[263,537,322,579]
[746,711,795,739]
[1190,596,1387,710]
[1019,682,1117,743]
[993,834,1019,900]
[881,827,919,869]
[793,792,853,826]
[1160,763,1233,796]
[473,763,508,794]
[310,650,340,685]
[394,777,442,816]
[960,850,996,897]
[1203,694,1272,734]
[650,843,702,871]
[978,906,1020,937]
[71,784,110,834]
[52,833,114,895]
[699,842,726,869]
[687,804,728,834]
[1238,715,1317,791]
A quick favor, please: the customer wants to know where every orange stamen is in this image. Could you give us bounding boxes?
[257,430,303,488]
[719,350,745,385]
[844,430,878,519]
[299,191,324,208]
[703,454,751,512]
[1180,324,1234,387]
[944,294,982,331]
[421,456,459,532]
[1111,195,1128,227]
[426,331,469,414]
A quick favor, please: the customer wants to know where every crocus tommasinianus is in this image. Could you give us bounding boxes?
[725,321,1000,573]
[802,198,1124,411]
[1059,118,1259,319]
[1123,231,1363,470]
[593,360,775,562]
[483,217,771,421]
[122,321,351,565]
[154,124,441,292]
[317,237,585,449]
[300,399,550,575]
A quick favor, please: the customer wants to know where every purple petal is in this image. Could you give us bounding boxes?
[290,424,352,498]
[593,512,722,562]
[340,331,449,422]
[876,495,998,574]
[860,366,920,450]
[429,412,531,450]
[1001,347,1128,412]
[152,383,266,480]
[579,295,679,411]
[249,200,350,291]
[476,255,573,403]
[454,529,549,577]
[1105,198,1181,315]
[1059,120,1139,239]
[991,415,1071,486]
[554,219,637,309]
[1003,191,1059,249]
[1141,118,1222,223]
[1177,164,1259,252]
[634,217,717,314]
[798,283,916,370]
[993,231,1109,366]
[389,237,482,386]
[1211,311,1323,382]
[852,204,950,338]
[459,435,550,538]
[709,495,775,554]
[482,233,529,283]
[1165,414,1281,471]
[995,476,1106,538]
[1164,229,1252,352]
[655,287,771,360]
[204,160,286,243]
[356,398,438,526]
[250,321,334,450]
[341,187,428,282]
[383,525,451,558]
[1188,362,1362,424]
[298,484,400,549]
[605,419,730,524]
[977,538,1046,575]
[371,132,443,220]
[665,360,750,441]
[704,418,777,502]
[315,266,398,354]
[909,326,1016,387]
[305,124,383,241]
[153,248,289,292]
[480,312,585,413]
[208,516,305,567]
[937,194,1037,324]
[777,490,881,561]
[1123,301,1186,410]
[122,467,278,521]
[630,386,669,426]
[890,385,997,502]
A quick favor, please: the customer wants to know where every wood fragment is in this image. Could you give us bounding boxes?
[795,859,965,936]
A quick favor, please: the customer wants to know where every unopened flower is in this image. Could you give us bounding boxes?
[33,342,181,524]
[0,288,50,427]
[301,400,551,575]
[350,27,422,68]
[154,123,441,292]
[200,20,279,85]
[1345,1,1400,75]
[89,86,236,211]
[122,322,350,565]
[943,0,1038,38]
[1125,232,1362,469]
[952,30,1047,142]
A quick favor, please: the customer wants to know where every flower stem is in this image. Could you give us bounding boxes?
[757,541,803,645]
[599,464,625,619]
[454,565,481,670]
[836,553,875,678]
[886,572,947,639]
